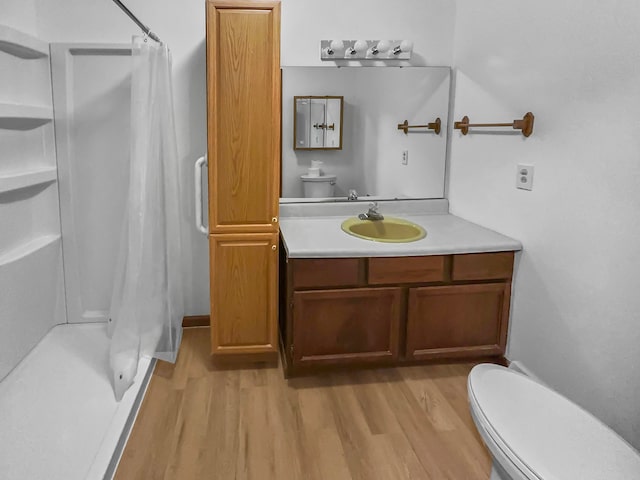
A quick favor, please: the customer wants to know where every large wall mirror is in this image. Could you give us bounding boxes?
[281,66,451,202]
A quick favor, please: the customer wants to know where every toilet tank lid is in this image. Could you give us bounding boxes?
[468,364,640,480]
[300,174,336,182]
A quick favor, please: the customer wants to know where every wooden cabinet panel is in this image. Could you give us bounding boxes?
[210,233,278,355]
[406,283,511,360]
[452,252,514,281]
[292,288,401,367]
[206,1,280,233]
[369,256,446,285]
[292,258,362,289]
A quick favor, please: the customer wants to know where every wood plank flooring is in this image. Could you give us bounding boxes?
[115,328,492,480]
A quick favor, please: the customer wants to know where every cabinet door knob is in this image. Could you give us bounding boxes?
[272,217,278,223]
[272,245,277,251]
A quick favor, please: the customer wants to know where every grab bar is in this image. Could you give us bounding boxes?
[194,155,208,235]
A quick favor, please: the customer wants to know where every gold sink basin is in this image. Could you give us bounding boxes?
[341,216,426,243]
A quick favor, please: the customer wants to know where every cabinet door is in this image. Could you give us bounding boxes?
[209,233,279,355]
[407,283,511,360]
[206,1,280,233]
[292,287,401,368]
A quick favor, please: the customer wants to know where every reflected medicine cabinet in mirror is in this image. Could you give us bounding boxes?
[294,96,343,150]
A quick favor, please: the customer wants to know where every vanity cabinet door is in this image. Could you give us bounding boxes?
[210,233,279,356]
[292,287,401,368]
[406,283,511,360]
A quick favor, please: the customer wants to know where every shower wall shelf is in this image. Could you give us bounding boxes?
[0,103,54,129]
[454,112,535,137]
[0,234,60,267]
[0,167,58,195]
[0,25,49,59]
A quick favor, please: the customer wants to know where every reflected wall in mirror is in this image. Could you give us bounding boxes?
[281,67,451,202]
[294,96,343,150]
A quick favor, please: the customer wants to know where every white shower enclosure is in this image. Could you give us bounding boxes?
[51,43,133,326]
[0,26,64,380]
[0,26,155,480]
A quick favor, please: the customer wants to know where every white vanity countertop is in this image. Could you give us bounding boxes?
[279,210,522,258]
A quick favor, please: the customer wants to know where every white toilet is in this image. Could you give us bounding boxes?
[300,174,336,198]
[468,364,640,480]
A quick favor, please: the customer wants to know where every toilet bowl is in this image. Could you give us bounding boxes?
[301,174,336,198]
[468,364,640,480]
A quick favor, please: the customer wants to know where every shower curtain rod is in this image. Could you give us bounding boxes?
[111,0,161,43]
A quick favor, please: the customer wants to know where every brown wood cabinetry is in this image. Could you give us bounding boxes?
[206,0,281,358]
[452,252,513,281]
[281,250,514,375]
[210,233,279,355]
[406,283,511,360]
[369,255,447,284]
[292,288,402,367]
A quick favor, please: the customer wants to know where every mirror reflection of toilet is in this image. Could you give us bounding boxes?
[301,174,337,198]
[468,364,640,480]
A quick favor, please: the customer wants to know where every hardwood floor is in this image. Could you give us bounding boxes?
[115,328,492,480]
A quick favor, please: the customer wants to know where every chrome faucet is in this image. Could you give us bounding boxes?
[347,189,358,201]
[358,202,384,221]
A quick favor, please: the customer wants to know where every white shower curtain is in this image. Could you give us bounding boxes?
[108,37,184,400]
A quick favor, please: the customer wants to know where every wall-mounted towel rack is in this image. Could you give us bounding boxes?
[397,118,441,135]
[454,112,534,137]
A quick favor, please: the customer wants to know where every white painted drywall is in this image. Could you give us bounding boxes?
[282,67,450,199]
[0,0,38,36]
[449,0,640,448]
[33,0,456,315]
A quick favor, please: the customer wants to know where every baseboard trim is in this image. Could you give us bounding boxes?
[182,315,210,327]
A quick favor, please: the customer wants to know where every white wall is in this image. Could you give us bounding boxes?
[33,0,456,315]
[0,0,38,36]
[448,0,640,448]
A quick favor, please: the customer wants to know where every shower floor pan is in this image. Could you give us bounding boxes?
[0,323,154,480]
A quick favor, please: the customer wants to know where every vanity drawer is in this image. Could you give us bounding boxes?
[452,252,514,281]
[369,256,446,285]
[292,258,363,289]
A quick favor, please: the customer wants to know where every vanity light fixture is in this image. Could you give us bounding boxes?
[346,40,368,57]
[323,39,344,57]
[392,39,414,57]
[320,40,413,60]
[370,40,391,56]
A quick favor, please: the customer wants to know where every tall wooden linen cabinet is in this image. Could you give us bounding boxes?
[206,0,281,359]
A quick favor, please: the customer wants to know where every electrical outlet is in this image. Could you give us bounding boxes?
[516,164,534,190]
[402,150,409,165]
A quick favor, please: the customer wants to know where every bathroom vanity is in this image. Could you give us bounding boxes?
[278,201,522,376]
